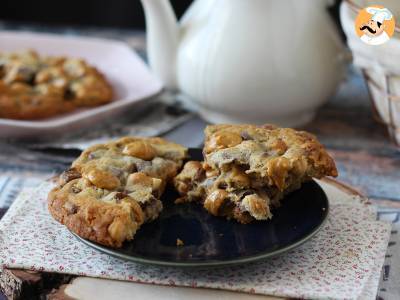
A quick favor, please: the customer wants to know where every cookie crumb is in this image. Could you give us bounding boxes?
[176,238,184,246]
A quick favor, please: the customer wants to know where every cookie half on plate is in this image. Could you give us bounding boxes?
[174,124,337,223]
[48,137,187,248]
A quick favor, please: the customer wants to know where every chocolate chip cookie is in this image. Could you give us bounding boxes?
[48,137,188,248]
[174,124,337,223]
[0,50,113,120]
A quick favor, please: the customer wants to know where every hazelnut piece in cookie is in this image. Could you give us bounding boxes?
[83,168,121,190]
[123,141,156,160]
[127,172,153,187]
[204,189,230,216]
[205,131,243,153]
[241,194,271,220]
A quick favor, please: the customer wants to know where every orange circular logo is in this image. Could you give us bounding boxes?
[354,5,395,45]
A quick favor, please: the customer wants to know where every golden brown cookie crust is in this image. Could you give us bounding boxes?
[0,50,113,120]
[48,137,188,248]
[204,124,337,189]
[48,180,143,248]
[175,124,338,224]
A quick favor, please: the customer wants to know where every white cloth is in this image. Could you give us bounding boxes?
[0,180,391,300]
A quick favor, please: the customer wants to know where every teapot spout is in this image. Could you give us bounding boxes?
[141,0,179,89]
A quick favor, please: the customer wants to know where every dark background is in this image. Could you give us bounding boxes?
[1,0,342,32]
[0,0,192,29]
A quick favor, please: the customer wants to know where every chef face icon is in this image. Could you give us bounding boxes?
[355,6,395,46]
[360,19,385,38]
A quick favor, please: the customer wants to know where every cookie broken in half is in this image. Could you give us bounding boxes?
[174,124,337,223]
[48,137,187,248]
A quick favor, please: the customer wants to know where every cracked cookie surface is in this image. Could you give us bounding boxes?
[48,137,187,248]
[174,124,337,223]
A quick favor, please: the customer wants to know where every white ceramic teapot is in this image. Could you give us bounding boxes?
[141,0,345,126]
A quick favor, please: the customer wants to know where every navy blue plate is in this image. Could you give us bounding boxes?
[74,148,329,268]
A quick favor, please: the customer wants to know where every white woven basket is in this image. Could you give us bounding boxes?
[340,0,400,146]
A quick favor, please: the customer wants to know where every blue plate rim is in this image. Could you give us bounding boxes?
[72,180,329,268]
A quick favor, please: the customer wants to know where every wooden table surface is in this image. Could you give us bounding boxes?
[0,25,399,299]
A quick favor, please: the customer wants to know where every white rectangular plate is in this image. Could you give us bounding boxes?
[0,31,163,139]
